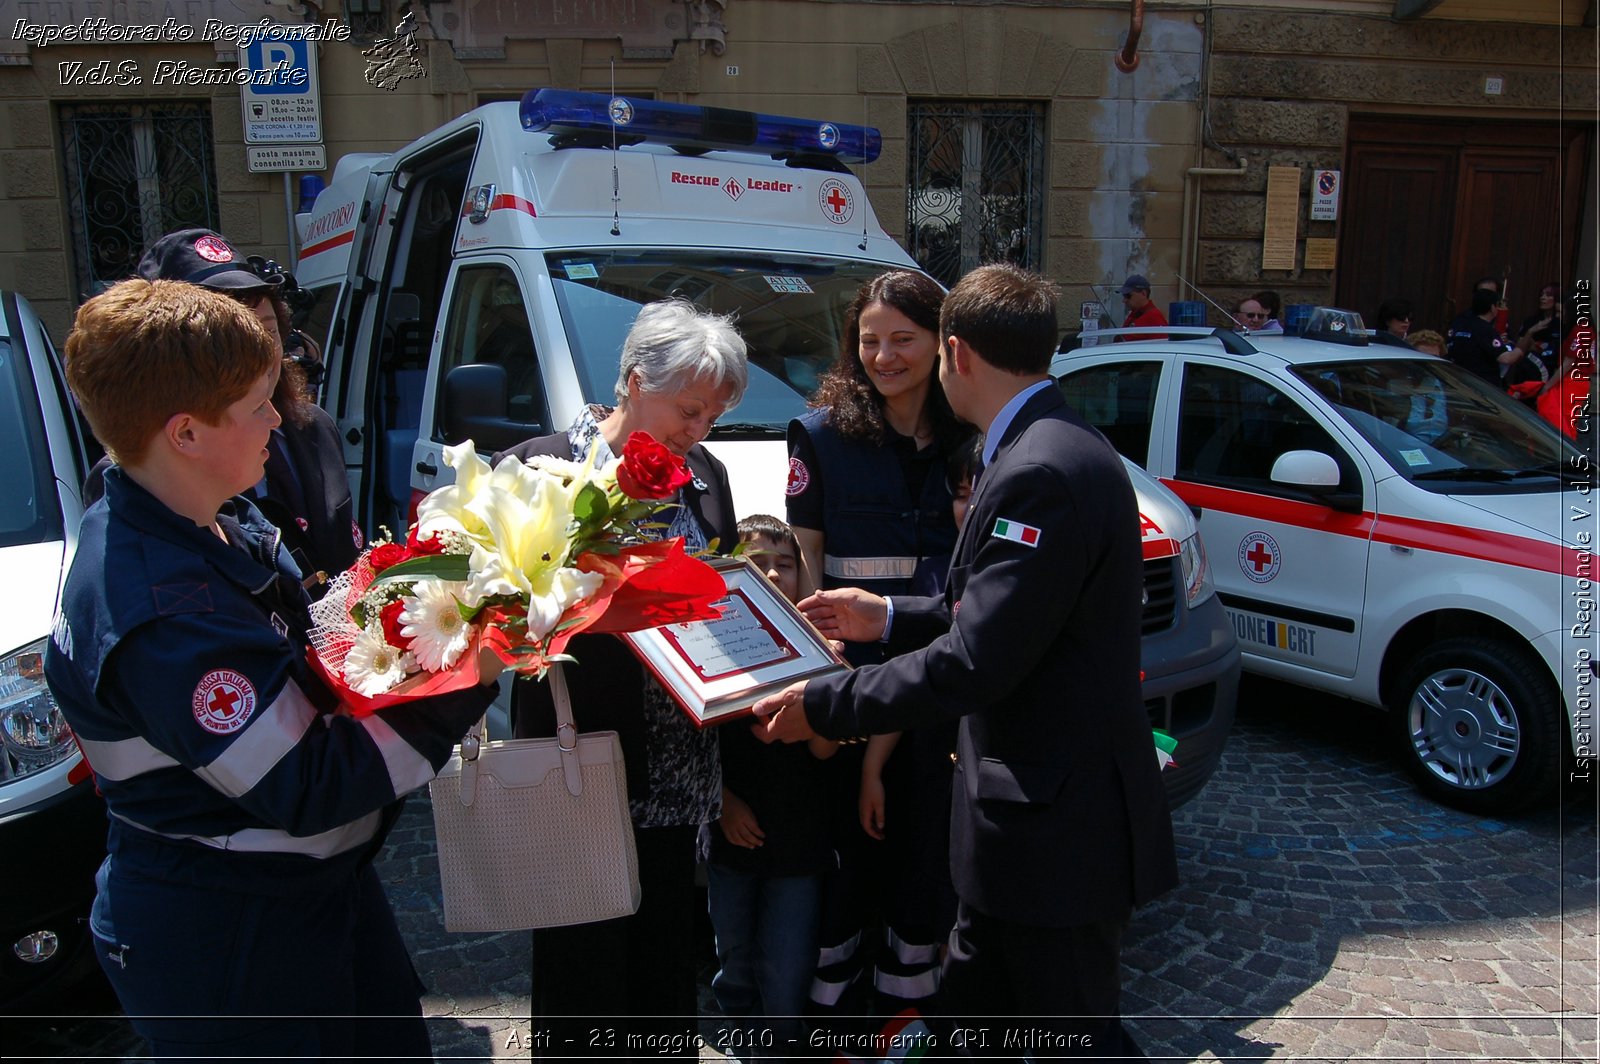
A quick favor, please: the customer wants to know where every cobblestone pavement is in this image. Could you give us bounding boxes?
[5,679,1596,1061]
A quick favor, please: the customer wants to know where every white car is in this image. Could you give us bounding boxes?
[0,292,106,1009]
[1053,320,1595,813]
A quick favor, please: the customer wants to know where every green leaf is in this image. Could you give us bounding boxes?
[585,540,622,555]
[573,482,611,523]
[373,554,471,584]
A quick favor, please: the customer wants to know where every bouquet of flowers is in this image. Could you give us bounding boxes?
[307,432,727,715]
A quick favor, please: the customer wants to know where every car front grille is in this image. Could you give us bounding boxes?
[1142,556,1179,634]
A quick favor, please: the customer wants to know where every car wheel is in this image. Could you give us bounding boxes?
[1394,635,1561,814]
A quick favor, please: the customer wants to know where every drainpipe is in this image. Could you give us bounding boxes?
[1180,159,1249,291]
[1115,0,1144,73]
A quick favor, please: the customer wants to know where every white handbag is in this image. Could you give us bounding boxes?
[428,665,642,932]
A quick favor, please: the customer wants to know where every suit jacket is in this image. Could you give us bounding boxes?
[494,432,737,800]
[804,386,1178,927]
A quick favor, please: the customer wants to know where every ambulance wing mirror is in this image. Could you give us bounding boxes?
[1271,450,1361,512]
[441,363,543,453]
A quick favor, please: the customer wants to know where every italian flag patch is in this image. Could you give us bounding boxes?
[992,517,1041,547]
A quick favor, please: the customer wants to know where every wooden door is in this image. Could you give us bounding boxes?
[1337,118,1590,335]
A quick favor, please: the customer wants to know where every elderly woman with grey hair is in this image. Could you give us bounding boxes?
[497,298,747,1051]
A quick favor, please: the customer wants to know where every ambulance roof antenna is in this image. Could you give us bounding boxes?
[608,60,622,237]
[857,94,870,251]
[1175,273,1238,325]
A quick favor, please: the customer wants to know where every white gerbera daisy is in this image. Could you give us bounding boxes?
[343,629,413,696]
[399,580,475,672]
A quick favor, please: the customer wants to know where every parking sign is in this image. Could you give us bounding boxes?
[241,39,322,144]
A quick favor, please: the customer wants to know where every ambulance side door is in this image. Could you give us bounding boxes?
[1156,357,1374,681]
[410,257,554,511]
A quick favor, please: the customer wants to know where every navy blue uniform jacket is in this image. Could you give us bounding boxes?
[802,386,1178,928]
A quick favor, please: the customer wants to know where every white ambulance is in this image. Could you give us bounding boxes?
[300,90,1239,804]
[1054,319,1596,813]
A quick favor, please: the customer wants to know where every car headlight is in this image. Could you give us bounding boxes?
[1,638,75,782]
[1179,532,1214,607]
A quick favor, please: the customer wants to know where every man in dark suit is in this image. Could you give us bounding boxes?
[756,263,1178,1057]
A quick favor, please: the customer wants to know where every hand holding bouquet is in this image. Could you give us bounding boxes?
[307,432,725,714]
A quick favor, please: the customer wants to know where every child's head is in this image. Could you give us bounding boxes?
[738,514,800,604]
[946,433,985,530]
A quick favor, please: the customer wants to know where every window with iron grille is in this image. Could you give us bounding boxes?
[59,102,219,300]
[906,101,1046,288]
[345,0,387,37]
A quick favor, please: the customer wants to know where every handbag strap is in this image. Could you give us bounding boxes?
[549,662,585,798]
[453,663,584,806]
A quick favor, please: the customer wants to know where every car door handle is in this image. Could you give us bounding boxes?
[416,458,439,477]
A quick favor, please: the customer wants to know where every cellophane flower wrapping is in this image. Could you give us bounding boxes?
[307,433,726,716]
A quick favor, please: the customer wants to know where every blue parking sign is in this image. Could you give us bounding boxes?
[242,37,322,144]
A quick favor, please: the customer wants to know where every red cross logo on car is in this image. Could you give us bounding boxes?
[818,178,854,225]
[1237,531,1281,583]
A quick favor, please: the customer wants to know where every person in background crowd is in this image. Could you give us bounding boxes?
[498,298,747,1057]
[1504,282,1565,405]
[1232,297,1270,332]
[1536,321,1595,440]
[705,514,840,1052]
[1117,274,1168,339]
[44,279,499,1060]
[1372,298,1413,348]
[85,229,360,598]
[786,269,968,1022]
[1252,289,1285,333]
[1406,329,1446,357]
[1445,288,1508,385]
[757,264,1178,1059]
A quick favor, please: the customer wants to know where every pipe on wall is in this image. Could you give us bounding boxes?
[1115,0,1144,73]
[1180,159,1249,298]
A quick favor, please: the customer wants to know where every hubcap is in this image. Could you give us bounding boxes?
[1407,667,1519,790]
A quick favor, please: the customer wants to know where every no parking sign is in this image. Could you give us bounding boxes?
[1311,169,1340,222]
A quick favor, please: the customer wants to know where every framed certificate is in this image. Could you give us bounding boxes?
[622,556,850,727]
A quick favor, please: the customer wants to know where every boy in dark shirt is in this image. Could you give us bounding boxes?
[708,515,839,1050]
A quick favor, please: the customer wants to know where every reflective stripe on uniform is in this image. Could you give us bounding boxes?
[109,808,382,858]
[359,710,441,797]
[874,965,941,1001]
[76,734,179,781]
[809,969,860,1007]
[195,680,319,798]
[885,926,940,966]
[816,929,862,968]
[823,555,919,581]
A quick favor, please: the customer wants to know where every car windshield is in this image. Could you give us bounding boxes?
[1290,358,1586,488]
[546,251,898,434]
[0,337,64,548]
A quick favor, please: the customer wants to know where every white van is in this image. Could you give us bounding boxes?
[302,90,1239,803]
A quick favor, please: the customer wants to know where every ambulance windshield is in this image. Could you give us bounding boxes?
[547,251,895,434]
[1291,358,1587,491]
[0,337,65,548]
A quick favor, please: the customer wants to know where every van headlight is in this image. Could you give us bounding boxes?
[1179,532,1214,607]
[1,639,75,782]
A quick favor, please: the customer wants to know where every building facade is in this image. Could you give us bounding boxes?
[0,0,1594,338]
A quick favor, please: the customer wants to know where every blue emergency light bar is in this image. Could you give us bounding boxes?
[519,88,881,165]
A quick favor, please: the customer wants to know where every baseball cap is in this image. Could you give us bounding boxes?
[137,228,283,291]
[1119,274,1151,296]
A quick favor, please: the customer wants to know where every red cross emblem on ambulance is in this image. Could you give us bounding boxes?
[818,178,854,225]
[1237,531,1281,583]
[192,669,257,735]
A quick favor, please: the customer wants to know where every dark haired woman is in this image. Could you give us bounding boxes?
[785,269,969,1022]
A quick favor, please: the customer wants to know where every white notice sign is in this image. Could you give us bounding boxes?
[247,144,327,173]
[1311,169,1341,222]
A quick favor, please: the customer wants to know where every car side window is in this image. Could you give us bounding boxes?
[1177,363,1357,495]
[1056,361,1161,467]
[436,265,550,448]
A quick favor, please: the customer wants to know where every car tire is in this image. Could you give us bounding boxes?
[1393,635,1561,814]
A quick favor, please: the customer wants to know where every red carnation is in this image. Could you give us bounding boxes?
[617,431,693,500]
[368,542,410,572]
[379,600,412,650]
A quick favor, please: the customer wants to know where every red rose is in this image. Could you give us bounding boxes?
[368,542,410,572]
[379,600,412,650]
[617,431,693,500]
[406,527,448,555]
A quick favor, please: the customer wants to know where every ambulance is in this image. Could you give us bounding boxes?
[299,89,1238,805]
[1053,318,1596,813]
